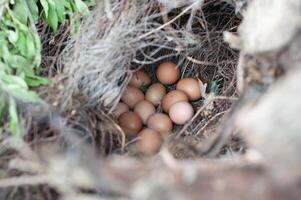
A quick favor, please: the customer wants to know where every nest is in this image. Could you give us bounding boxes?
[32,0,243,159]
[39,0,241,156]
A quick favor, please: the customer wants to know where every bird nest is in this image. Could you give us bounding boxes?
[37,0,242,157]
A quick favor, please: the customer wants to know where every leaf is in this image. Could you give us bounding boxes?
[74,0,89,16]
[71,18,80,35]
[0,73,42,103]
[0,72,28,89]
[40,0,49,18]
[46,7,58,32]
[53,0,65,22]
[25,75,49,87]
[6,54,31,69]
[32,32,42,67]
[0,62,12,74]
[27,0,39,22]
[4,84,41,102]
[46,0,55,8]
[8,97,21,138]
[13,0,29,24]
[20,63,35,76]
[16,31,27,56]
[7,30,19,44]
[139,84,148,93]
[25,33,36,59]
[61,0,72,10]
[0,92,6,118]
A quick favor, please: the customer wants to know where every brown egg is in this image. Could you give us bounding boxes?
[121,86,144,109]
[176,78,201,101]
[134,100,156,124]
[156,61,180,85]
[145,83,166,106]
[118,111,142,136]
[129,69,151,88]
[112,102,129,118]
[138,128,161,155]
[162,90,188,113]
[147,113,173,134]
[169,101,194,125]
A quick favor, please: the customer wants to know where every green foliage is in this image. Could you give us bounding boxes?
[0,0,92,137]
[140,84,149,93]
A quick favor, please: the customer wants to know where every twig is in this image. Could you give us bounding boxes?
[176,96,238,138]
[49,23,71,77]
[186,56,236,66]
[138,2,197,40]
[0,175,50,188]
[195,111,227,135]
[104,0,113,20]
[203,85,264,157]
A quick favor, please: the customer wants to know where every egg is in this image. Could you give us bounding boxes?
[147,113,173,134]
[134,100,156,124]
[176,78,201,101]
[162,90,188,113]
[118,111,142,136]
[121,86,144,108]
[138,128,161,155]
[156,61,180,85]
[112,102,129,118]
[169,101,194,125]
[129,69,151,88]
[145,83,166,106]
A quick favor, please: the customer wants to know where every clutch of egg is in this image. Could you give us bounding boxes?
[114,62,202,155]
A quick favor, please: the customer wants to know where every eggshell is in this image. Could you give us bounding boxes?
[147,113,173,134]
[134,100,156,124]
[162,90,188,113]
[156,61,180,85]
[121,86,144,108]
[138,128,161,155]
[145,83,166,106]
[169,101,194,125]
[118,111,142,136]
[129,70,151,88]
[112,102,129,118]
[176,78,201,101]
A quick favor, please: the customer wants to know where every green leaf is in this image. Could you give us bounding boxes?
[21,64,35,76]
[0,72,28,89]
[54,0,66,22]
[46,7,58,32]
[32,32,42,67]
[0,62,12,74]
[61,0,72,10]
[7,30,19,44]
[5,84,41,102]
[16,31,27,56]
[8,97,21,138]
[13,0,29,25]
[46,0,55,8]
[25,33,36,59]
[74,0,89,16]
[139,84,148,93]
[40,0,49,18]
[6,54,31,69]
[27,0,39,22]
[25,75,49,87]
